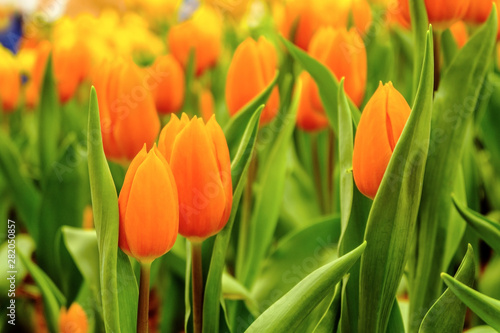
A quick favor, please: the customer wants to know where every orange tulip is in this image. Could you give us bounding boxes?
[352,82,411,199]
[397,0,470,29]
[168,6,222,76]
[158,113,232,241]
[59,303,88,333]
[200,88,215,122]
[0,47,20,113]
[450,21,469,48]
[464,0,500,40]
[296,72,329,131]
[25,41,51,109]
[151,54,185,114]
[93,59,160,162]
[118,145,179,262]
[226,36,280,125]
[275,0,372,50]
[308,27,367,108]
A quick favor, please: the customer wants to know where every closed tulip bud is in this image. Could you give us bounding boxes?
[151,54,185,114]
[226,36,280,125]
[200,88,215,122]
[118,145,179,262]
[353,82,411,199]
[0,47,20,113]
[308,27,367,108]
[397,0,470,29]
[296,72,329,131]
[53,36,90,104]
[168,6,222,76]
[158,113,232,241]
[450,21,469,48]
[25,41,51,109]
[59,303,88,333]
[464,0,500,40]
[93,59,160,162]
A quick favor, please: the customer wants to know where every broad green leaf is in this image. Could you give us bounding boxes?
[38,55,60,178]
[452,196,500,254]
[238,79,299,287]
[245,242,366,333]
[409,10,498,331]
[479,255,500,301]
[280,36,361,130]
[441,29,458,70]
[224,72,278,158]
[252,216,341,309]
[87,87,137,332]
[409,0,429,98]
[222,272,259,316]
[19,251,65,333]
[0,131,40,238]
[359,29,434,333]
[38,138,87,286]
[419,244,475,332]
[202,106,262,333]
[0,234,35,293]
[61,227,100,308]
[442,273,500,330]
[386,300,405,333]
[466,326,498,333]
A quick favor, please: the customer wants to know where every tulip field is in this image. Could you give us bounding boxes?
[2,0,500,332]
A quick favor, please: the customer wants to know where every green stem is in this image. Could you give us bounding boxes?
[312,134,326,214]
[137,262,151,333]
[191,241,203,333]
[326,129,335,214]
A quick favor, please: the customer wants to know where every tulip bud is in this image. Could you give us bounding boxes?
[464,0,500,40]
[296,72,329,131]
[352,82,411,199]
[200,88,215,122]
[226,36,280,125]
[450,21,469,48]
[53,35,91,104]
[118,145,179,262]
[397,0,470,29]
[158,113,232,241]
[308,27,367,108]
[93,59,160,162]
[59,303,88,333]
[0,46,20,113]
[168,6,222,76]
[25,41,51,109]
[151,54,185,114]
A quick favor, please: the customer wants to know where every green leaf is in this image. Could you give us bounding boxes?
[39,55,61,178]
[419,244,475,332]
[87,87,138,332]
[238,79,299,287]
[245,242,366,333]
[466,326,498,333]
[386,300,405,333]
[452,196,500,254]
[18,251,65,333]
[409,10,498,331]
[252,216,341,309]
[442,273,500,330]
[359,29,434,333]
[280,36,361,131]
[409,0,429,98]
[0,131,40,238]
[224,72,278,158]
[0,234,35,294]
[202,106,262,333]
[61,227,100,308]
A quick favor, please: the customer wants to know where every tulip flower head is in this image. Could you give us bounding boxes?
[118,145,179,263]
[353,82,411,199]
[93,58,160,162]
[59,303,88,333]
[296,72,329,131]
[0,46,20,113]
[450,21,469,48]
[308,26,367,108]
[226,36,280,125]
[151,54,185,114]
[464,0,500,40]
[158,113,232,242]
[25,41,51,109]
[397,0,470,29]
[168,5,222,76]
